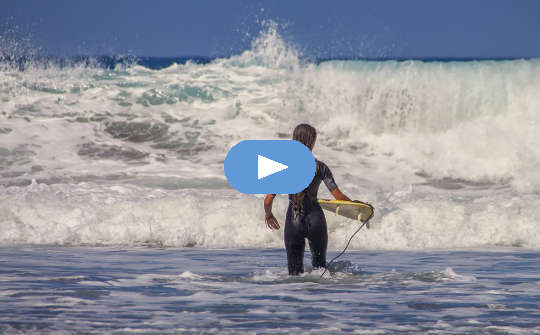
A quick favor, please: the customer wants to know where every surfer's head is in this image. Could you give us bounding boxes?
[292,123,317,151]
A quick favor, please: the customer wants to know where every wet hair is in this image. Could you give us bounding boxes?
[291,124,317,216]
[292,123,317,151]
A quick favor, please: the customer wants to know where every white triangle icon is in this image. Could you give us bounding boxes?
[258,155,288,180]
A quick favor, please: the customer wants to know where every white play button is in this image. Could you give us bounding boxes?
[224,140,316,193]
[258,155,288,180]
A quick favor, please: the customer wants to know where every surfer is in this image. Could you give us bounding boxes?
[263,123,353,275]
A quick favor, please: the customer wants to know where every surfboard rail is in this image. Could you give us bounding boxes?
[317,199,374,222]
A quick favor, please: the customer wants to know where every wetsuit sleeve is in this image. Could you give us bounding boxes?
[319,161,338,192]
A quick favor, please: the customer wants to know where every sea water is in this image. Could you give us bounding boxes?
[1,25,540,333]
[1,246,539,334]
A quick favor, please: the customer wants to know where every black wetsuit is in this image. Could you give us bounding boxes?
[285,160,338,275]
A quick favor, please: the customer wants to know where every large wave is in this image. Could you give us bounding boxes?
[1,24,540,249]
[1,182,538,249]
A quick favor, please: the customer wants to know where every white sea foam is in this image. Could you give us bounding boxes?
[1,25,540,248]
[0,182,539,249]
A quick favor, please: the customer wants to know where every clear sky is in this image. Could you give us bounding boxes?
[1,0,539,59]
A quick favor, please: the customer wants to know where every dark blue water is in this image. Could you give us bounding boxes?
[2,54,535,71]
[1,246,538,334]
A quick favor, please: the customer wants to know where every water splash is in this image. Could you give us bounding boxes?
[2,24,540,248]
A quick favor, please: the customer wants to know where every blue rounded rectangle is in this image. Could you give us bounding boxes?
[224,140,316,194]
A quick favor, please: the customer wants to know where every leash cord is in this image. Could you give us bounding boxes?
[319,204,374,280]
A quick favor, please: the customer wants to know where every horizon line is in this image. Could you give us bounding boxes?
[3,54,539,62]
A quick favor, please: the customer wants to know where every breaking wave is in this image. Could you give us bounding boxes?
[1,23,540,249]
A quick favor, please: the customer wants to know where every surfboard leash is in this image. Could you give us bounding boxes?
[319,203,374,280]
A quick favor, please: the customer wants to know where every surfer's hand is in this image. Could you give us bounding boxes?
[265,214,280,230]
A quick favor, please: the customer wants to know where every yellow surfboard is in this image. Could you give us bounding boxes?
[318,199,374,222]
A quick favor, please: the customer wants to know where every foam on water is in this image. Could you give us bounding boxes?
[1,24,540,248]
[1,181,539,249]
[1,246,539,334]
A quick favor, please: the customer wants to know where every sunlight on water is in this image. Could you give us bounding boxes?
[0,246,538,334]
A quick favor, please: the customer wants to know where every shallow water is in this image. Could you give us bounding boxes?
[1,246,538,334]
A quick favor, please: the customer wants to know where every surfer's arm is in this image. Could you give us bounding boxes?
[331,188,352,201]
[331,188,370,228]
[263,194,280,230]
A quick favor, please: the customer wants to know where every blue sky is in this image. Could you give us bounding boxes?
[1,0,539,59]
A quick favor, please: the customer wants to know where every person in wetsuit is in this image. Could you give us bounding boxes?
[263,124,353,275]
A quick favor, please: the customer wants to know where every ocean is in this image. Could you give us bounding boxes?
[1,25,539,334]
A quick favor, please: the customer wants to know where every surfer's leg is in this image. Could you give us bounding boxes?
[306,208,328,269]
[284,206,305,275]
[286,238,305,275]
